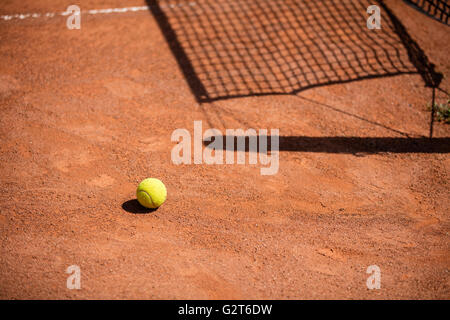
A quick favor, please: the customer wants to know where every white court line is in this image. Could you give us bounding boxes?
[0,3,197,21]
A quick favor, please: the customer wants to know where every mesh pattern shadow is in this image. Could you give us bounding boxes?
[148,0,442,103]
[404,0,449,25]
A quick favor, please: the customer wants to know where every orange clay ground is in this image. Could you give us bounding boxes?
[0,0,449,299]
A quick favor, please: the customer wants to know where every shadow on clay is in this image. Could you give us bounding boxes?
[121,199,159,214]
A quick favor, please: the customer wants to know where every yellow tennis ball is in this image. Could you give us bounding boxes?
[136,178,167,209]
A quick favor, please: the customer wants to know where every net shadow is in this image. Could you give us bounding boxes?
[203,136,450,154]
[147,0,442,103]
[404,0,450,25]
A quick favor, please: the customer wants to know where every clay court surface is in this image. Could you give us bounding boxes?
[0,0,449,299]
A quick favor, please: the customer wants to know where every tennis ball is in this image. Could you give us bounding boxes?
[136,178,167,209]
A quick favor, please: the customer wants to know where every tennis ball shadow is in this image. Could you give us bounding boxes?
[122,199,159,214]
